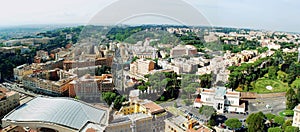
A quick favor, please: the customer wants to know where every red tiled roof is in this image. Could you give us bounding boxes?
[142,101,165,114]
[194,98,201,103]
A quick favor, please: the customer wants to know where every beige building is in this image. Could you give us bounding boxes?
[112,90,168,132]
[13,64,34,81]
[22,69,77,96]
[68,74,114,101]
[106,113,153,132]
[0,87,20,117]
[164,115,213,132]
[293,104,300,127]
[170,45,197,58]
[130,59,155,75]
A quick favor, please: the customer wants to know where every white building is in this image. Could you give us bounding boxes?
[293,104,300,127]
[194,87,245,114]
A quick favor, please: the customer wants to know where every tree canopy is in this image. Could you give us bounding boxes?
[225,118,242,130]
[246,112,265,132]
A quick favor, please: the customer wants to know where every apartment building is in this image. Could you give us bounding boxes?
[68,74,114,101]
[22,69,77,96]
[0,87,20,117]
[130,59,155,76]
[170,45,197,58]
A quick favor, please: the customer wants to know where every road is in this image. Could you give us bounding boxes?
[1,82,38,97]
[247,96,286,115]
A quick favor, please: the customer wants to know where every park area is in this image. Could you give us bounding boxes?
[251,78,288,94]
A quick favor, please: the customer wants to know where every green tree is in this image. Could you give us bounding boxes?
[183,83,198,99]
[246,112,265,132]
[273,116,285,126]
[285,126,299,132]
[265,113,276,120]
[286,88,298,110]
[113,95,126,110]
[137,85,147,93]
[173,102,178,108]
[268,127,282,132]
[199,74,212,88]
[268,66,278,80]
[149,72,167,95]
[199,105,216,119]
[102,92,116,106]
[225,118,242,130]
[283,119,293,130]
[296,88,300,103]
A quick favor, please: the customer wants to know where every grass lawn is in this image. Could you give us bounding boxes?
[251,78,288,94]
[291,78,300,88]
[279,110,294,117]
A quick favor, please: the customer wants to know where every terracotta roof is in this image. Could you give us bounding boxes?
[194,98,201,103]
[0,87,8,100]
[142,101,165,114]
[202,89,215,93]
[226,91,240,95]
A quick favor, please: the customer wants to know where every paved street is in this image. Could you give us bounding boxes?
[248,96,286,115]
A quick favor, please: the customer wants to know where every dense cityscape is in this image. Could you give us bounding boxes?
[1,0,300,132]
[0,25,299,132]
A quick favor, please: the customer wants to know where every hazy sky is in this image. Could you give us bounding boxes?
[0,0,299,32]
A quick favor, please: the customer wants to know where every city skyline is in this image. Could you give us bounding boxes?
[0,0,299,33]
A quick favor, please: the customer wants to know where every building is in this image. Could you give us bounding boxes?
[34,50,50,63]
[106,113,153,132]
[130,59,155,76]
[158,58,198,75]
[114,90,168,132]
[22,69,77,96]
[2,97,108,132]
[63,57,112,71]
[164,115,213,132]
[68,74,114,102]
[0,46,30,54]
[194,87,245,114]
[0,87,20,117]
[293,104,300,127]
[13,64,34,81]
[170,45,197,58]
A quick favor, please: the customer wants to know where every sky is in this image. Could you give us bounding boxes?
[0,0,299,32]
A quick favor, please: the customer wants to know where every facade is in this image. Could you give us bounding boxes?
[164,115,213,132]
[170,45,197,58]
[63,57,113,71]
[130,59,155,75]
[0,87,20,117]
[68,74,114,101]
[22,69,77,96]
[13,64,34,81]
[194,87,245,114]
[293,104,300,127]
[106,113,153,132]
